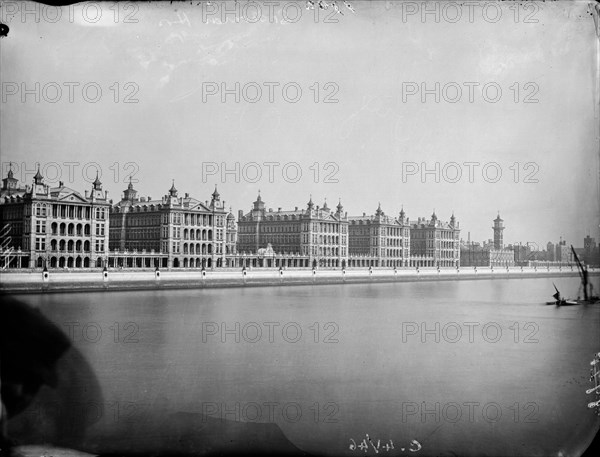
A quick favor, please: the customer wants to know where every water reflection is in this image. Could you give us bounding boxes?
[4,277,600,456]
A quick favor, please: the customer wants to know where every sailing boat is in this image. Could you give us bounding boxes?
[547,247,599,306]
[546,282,577,306]
[571,245,600,305]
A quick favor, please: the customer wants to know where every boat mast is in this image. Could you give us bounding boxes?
[571,245,589,301]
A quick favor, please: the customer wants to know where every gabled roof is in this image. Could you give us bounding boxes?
[49,186,88,202]
[182,197,211,212]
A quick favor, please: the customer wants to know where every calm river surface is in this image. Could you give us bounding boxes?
[7,276,600,456]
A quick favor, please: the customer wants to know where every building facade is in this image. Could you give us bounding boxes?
[348,205,410,267]
[0,167,110,269]
[555,239,573,264]
[237,194,348,268]
[460,214,514,267]
[109,180,233,269]
[410,212,460,267]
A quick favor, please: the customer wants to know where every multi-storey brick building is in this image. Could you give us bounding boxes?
[237,193,348,268]
[109,180,233,269]
[0,167,110,269]
[410,212,460,267]
[348,204,410,267]
[461,213,514,267]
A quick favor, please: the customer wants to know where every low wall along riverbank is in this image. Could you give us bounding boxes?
[1,266,596,294]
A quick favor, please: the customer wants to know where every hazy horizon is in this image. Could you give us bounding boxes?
[2,1,599,248]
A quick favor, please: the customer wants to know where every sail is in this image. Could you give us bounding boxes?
[571,245,589,301]
[552,283,560,301]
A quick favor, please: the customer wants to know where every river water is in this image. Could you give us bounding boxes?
[6,276,600,456]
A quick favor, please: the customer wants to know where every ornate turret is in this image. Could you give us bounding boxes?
[169,179,178,197]
[92,172,102,190]
[430,210,437,225]
[307,195,314,210]
[399,206,406,224]
[2,162,19,192]
[123,177,138,201]
[210,185,221,208]
[33,166,43,185]
[450,212,456,228]
[253,190,265,211]
[336,198,344,215]
[227,207,236,228]
[375,202,383,217]
[322,198,329,211]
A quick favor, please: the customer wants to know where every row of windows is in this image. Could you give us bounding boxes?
[349,227,410,237]
[109,241,160,252]
[1,206,24,220]
[47,205,108,220]
[49,222,94,237]
[411,229,458,239]
[349,237,405,248]
[46,239,91,252]
[171,213,220,226]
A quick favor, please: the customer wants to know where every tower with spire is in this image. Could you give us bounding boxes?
[90,172,106,201]
[307,195,314,211]
[398,206,406,225]
[210,185,221,209]
[1,163,20,195]
[493,213,504,250]
[430,210,438,226]
[31,166,48,197]
[123,177,138,201]
[169,180,178,198]
[335,199,344,217]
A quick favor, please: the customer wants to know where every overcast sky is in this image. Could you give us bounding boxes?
[1,1,599,247]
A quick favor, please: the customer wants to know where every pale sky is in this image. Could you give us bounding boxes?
[1,0,599,248]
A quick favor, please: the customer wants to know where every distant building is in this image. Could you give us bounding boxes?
[546,242,555,261]
[347,204,410,267]
[583,235,599,265]
[493,214,504,249]
[460,214,514,267]
[555,239,573,263]
[237,193,348,268]
[0,167,110,269]
[410,212,460,267]
[109,180,231,269]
